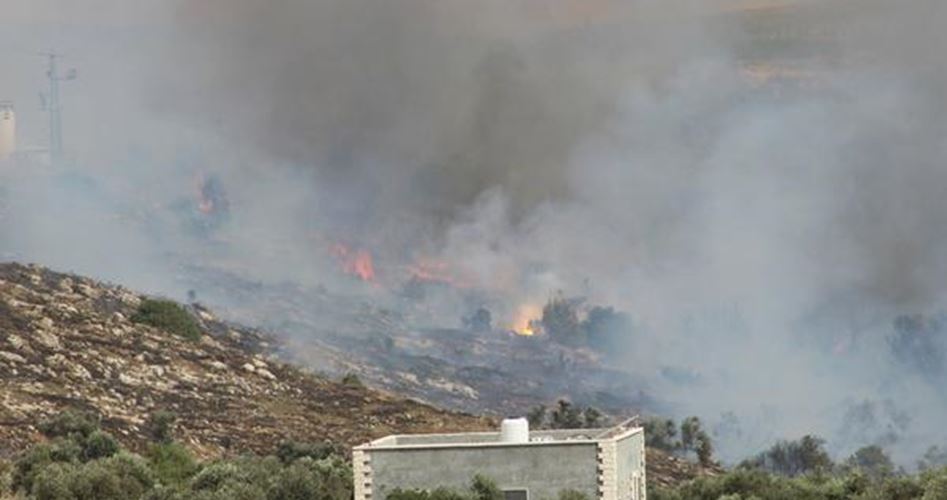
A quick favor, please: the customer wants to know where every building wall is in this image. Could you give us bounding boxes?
[614,431,646,500]
[365,443,600,500]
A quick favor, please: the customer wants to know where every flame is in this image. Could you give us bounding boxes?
[510,303,542,336]
[329,243,376,282]
[405,258,474,289]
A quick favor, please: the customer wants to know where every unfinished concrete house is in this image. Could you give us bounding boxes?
[353,418,646,500]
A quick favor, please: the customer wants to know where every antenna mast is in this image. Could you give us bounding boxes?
[42,51,76,165]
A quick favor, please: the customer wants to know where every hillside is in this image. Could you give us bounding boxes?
[0,262,490,459]
[0,262,718,490]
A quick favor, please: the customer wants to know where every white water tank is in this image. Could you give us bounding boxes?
[500,418,529,444]
[0,102,14,161]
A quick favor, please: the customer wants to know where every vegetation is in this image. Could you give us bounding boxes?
[4,410,352,500]
[527,400,605,430]
[539,294,633,353]
[643,416,715,468]
[341,373,365,388]
[386,475,587,500]
[649,466,947,500]
[131,299,203,341]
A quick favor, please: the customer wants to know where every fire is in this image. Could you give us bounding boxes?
[510,303,542,336]
[405,258,474,289]
[329,243,376,282]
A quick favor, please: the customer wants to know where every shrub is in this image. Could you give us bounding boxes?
[341,373,365,388]
[846,446,895,479]
[81,431,120,461]
[148,411,178,444]
[275,441,340,464]
[30,454,153,500]
[147,442,199,486]
[132,299,202,341]
[39,410,100,440]
[558,489,591,500]
[470,475,503,500]
[742,435,834,477]
[388,488,438,500]
[13,440,81,493]
[542,294,582,345]
[644,417,681,452]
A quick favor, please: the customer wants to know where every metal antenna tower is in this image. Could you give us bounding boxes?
[41,51,76,165]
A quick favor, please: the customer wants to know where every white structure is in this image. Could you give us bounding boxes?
[354,418,646,500]
[0,102,14,161]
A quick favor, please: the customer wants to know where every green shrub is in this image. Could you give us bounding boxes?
[470,475,503,500]
[341,373,365,388]
[13,440,81,493]
[147,442,199,486]
[148,411,178,444]
[30,454,153,500]
[39,410,100,440]
[82,430,120,461]
[276,441,340,464]
[558,489,591,500]
[132,299,202,341]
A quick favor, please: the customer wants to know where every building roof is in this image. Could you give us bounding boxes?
[356,418,642,451]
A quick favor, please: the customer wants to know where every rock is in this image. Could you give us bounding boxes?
[57,278,74,293]
[241,363,256,373]
[251,358,268,369]
[0,351,26,363]
[208,361,228,371]
[257,369,276,380]
[69,362,92,381]
[36,317,54,330]
[32,330,61,350]
[7,334,27,350]
[77,283,101,299]
[119,373,141,387]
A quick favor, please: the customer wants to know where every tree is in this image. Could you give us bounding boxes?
[582,306,632,353]
[527,406,547,429]
[550,400,583,429]
[542,294,582,345]
[643,418,678,451]
[919,446,947,471]
[463,308,493,333]
[846,445,894,478]
[742,435,833,477]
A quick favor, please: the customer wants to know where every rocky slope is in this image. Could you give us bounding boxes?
[0,262,718,488]
[0,262,490,459]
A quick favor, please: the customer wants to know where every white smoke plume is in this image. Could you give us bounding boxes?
[3,0,947,464]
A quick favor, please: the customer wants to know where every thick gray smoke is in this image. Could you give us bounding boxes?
[4,0,947,465]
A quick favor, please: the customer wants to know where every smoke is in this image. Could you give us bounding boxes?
[5,0,947,465]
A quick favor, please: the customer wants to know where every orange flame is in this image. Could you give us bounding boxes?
[510,303,542,336]
[329,244,376,282]
[405,258,474,289]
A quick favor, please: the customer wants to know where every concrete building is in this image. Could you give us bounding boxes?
[0,102,15,161]
[353,418,646,500]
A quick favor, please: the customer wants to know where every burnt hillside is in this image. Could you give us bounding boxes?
[0,262,490,458]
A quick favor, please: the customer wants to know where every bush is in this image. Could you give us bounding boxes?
[81,430,120,461]
[542,294,583,345]
[39,410,100,440]
[275,441,340,464]
[558,489,590,500]
[148,411,178,444]
[470,475,502,500]
[13,440,81,493]
[341,373,365,388]
[742,435,833,477]
[30,453,153,500]
[131,299,202,341]
[846,446,895,479]
[147,442,199,486]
